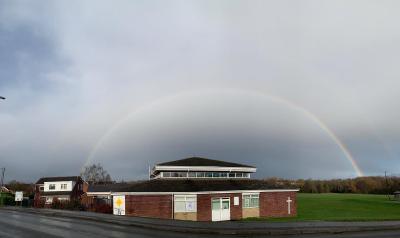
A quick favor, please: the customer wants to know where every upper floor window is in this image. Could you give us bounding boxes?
[61,184,67,190]
[159,171,250,179]
[39,186,44,191]
[49,184,56,190]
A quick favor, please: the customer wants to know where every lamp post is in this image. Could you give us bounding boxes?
[0,97,5,205]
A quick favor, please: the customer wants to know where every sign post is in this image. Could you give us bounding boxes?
[15,191,23,206]
[113,195,125,215]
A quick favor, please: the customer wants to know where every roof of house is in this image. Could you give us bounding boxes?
[88,179,296,193]
[88,183,137,193]
[35,176,82,184]
[156,157,255,168]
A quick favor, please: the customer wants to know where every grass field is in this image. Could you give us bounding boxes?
[245,193,400,221]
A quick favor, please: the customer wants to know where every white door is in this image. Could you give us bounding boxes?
[211,198,230,221]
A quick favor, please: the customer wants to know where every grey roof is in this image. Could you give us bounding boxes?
[89,179,295,193]
[157,157,255,168]
[88,183,136,193]
[36,176,82,184]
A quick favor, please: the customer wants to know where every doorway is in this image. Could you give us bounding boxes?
[211,197,230,221]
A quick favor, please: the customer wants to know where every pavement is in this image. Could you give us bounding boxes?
[1,206,400,237]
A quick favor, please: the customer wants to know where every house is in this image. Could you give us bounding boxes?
[34,176,87,206]
[87,157,299,221]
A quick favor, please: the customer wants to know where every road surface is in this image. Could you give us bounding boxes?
[0,209,399,238]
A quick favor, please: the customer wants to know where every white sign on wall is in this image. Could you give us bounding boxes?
[234,196,239,206]
[15,191,23,202]
[113,195,125,215]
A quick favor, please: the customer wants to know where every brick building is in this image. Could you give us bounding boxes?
[34,176,87,207]
[87,157,298,221]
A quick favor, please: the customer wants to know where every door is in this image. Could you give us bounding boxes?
[211,197,230,221]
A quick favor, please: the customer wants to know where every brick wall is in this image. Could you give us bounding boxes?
[126,195,172,219]
[197,193,242,221]
[260,191,297,217]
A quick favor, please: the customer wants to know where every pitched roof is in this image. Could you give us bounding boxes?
[88,183,136,193]
[157,157,255,168]
[35,176,82,184]
[98,179,295,193]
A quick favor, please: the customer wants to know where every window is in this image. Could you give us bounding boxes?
[243,194,259,208]
[229,173,235,178]
[212,172,220,178]
[196,172,205,177]
[61,184,67,190]
[174,195,197,212]
[188,172,196,178]
[39,186,44,191]
[49,184,56,190]
[162,172,171,177]
[45,197,53,204]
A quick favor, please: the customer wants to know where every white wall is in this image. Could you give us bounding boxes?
[44,181,75,192]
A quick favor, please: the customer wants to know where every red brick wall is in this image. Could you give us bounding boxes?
[125,195,172,219]
[260,191,297,217]
[197,193,242,221]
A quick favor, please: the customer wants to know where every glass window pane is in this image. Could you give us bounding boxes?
[163,172,171,177]
[196,172,205,177]
[212,200,220,210]
[175,201,185,212]
[235,173,243,178]
[188,172,196,177]
[171,172,179,177]
[213,172,220,177]
[251,197,259,208]
[186,201,196,212]
[220,173,228,177]
[222,200,229,209]
[205,172,213,178]
[228,173,235,178]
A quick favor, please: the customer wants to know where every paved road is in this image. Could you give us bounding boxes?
[0,209,400,238]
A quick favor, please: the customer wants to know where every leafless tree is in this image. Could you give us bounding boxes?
[80,163,112,184]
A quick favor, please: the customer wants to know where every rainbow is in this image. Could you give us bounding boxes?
[84,88,363,177]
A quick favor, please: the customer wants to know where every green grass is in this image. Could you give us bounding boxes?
[244,193,400,222]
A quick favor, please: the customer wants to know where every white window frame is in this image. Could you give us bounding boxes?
[174,195,197,213]
[61,184,67,190]
[242,193,259,208]
[49,184,56,190]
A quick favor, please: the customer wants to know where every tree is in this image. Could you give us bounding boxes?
[80,163,112,184]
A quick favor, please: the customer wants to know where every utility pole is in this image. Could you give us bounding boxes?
[0,168,4,206]
[0,168,4,188]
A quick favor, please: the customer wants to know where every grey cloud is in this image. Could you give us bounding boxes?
[0,0,399,182]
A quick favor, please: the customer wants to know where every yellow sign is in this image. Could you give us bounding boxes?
[113,195,125,215]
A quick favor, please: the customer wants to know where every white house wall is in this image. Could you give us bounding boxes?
[43,181,75,192]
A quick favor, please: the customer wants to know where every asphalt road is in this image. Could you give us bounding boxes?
[0,209,400,238]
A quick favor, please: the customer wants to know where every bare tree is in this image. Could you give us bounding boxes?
[80,163,112,184]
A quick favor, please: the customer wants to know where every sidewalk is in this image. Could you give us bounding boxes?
[2,206,400,236]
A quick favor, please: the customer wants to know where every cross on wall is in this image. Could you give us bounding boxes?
[286,197,292,215]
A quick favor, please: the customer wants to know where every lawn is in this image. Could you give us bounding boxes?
[245,193,400,222]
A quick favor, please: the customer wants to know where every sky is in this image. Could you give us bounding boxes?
[0,0,399,183]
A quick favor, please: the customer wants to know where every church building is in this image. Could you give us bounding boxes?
[88,157,298,221]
